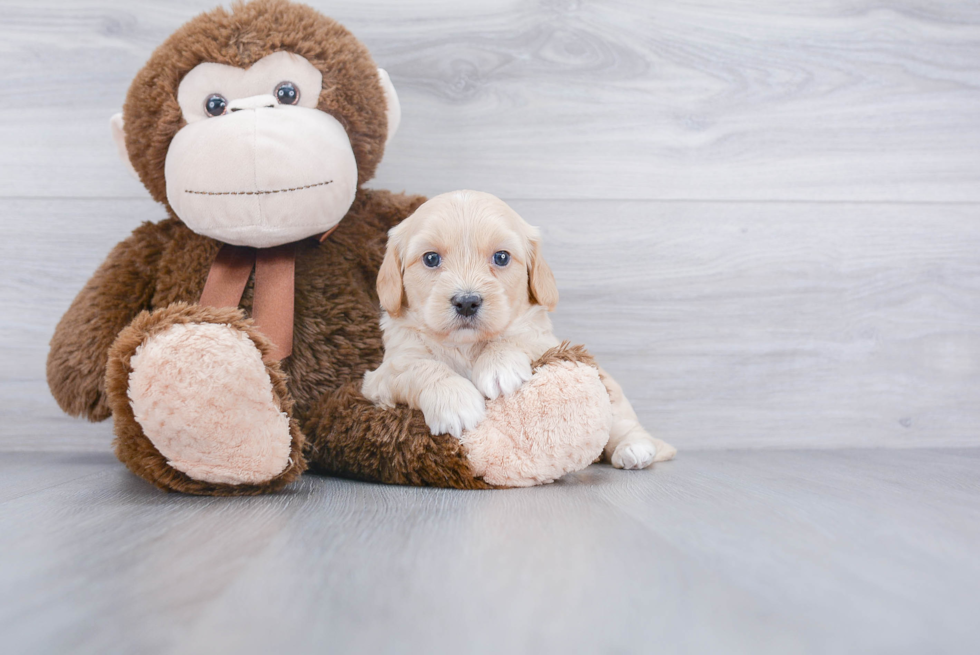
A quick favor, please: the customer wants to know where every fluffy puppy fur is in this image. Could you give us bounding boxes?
[362,190,667,469]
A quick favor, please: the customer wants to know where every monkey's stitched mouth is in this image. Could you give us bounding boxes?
[184,180,333,196]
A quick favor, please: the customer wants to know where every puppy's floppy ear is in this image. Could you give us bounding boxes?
[528,233,559,311]
[377,228,404,316]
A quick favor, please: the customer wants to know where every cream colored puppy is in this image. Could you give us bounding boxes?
[362,190,668,469]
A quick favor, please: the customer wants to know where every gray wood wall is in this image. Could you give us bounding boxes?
[2,0,978,452]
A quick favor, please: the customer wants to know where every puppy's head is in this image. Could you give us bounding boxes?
[377,190,558,342]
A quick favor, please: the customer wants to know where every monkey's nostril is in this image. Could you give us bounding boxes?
[226,95,278,113]
[230,105,274,112]
[452,293,482,318]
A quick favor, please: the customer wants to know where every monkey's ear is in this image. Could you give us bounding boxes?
[378,69,401,145]
[109,113,140,180]
[377,231,404,316]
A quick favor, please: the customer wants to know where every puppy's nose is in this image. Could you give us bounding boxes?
[452,293,482,317]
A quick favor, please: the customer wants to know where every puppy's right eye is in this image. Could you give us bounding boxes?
[422,252,441,268]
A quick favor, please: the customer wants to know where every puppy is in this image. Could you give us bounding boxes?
[362,190,667,469]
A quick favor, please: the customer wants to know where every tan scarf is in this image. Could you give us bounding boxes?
[198,227,337,362]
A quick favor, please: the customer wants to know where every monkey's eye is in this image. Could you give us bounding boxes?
[275,81,300,105]
[493,251,511,267]
[422,252,441,268]
[205,94,227,117]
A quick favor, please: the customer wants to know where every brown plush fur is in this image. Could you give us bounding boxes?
[46,0,606,494]
[303,384,495,489]
[47,220,182,421]
[535,342,597,371]
[123,0,389,203]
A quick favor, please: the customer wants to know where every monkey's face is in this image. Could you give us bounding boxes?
[164,52,356,248]
[111,1,402,249]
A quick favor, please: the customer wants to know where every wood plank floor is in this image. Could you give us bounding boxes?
[1,449,978,655]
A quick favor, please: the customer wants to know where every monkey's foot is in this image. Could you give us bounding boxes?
[461,344,612,487]
[106,303,306,495]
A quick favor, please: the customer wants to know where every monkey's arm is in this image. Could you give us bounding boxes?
[47,221,171,421]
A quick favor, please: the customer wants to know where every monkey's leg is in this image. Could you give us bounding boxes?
[303,344,611,488]
[303,383,495,489]
[105,302,306,495]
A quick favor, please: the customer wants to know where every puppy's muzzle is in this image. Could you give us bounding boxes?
[452,293,482,318]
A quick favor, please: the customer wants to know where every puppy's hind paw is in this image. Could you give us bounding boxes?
[611,441,658,470]
[419,376,487,439]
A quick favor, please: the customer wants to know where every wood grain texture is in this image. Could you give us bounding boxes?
[3,197,978,452]
[2,4,978,651]
[527,199,980,449]
[1,0,979,200]
[1,449,978,654]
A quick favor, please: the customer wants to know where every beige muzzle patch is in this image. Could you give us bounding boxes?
[165,105,358,248]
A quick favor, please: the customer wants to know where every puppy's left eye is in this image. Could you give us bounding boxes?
[493,251,511,267]
[423,252,441,268]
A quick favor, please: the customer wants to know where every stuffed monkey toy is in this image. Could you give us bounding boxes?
[46,0,629,495]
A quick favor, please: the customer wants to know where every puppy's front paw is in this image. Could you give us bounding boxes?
[611,440,658,470]
[418,376,486,439]
[472,349,533,400]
